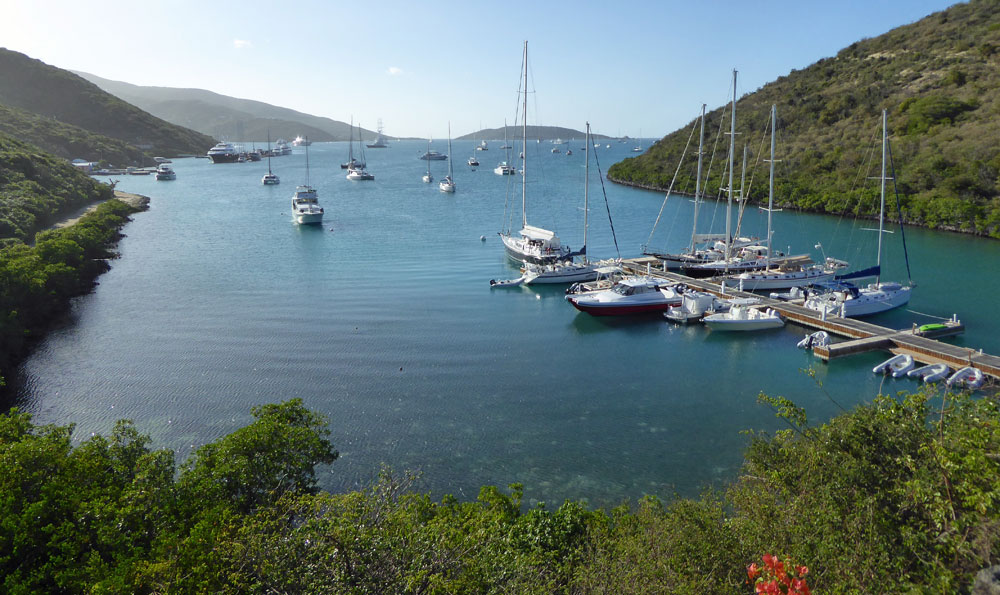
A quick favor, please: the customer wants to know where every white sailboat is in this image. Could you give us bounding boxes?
[346,122,374,181]
[804,109,912,317]
[493,119,516,175]
[422,139,433,183]
[439,124,456,193]
[499,42,576,265]
[291,143,323,225]
[341,118,364,170]
[262,130,280,185]
[522,122,604,284]
[730,105,847,290]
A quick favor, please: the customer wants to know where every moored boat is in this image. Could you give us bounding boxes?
[154,164,176,180]
[946,366,985,389]
[872,354,915,377]
[566,277,684,316]
[702,302,784,331]
[207,141,240,163]
[907,363,950,383]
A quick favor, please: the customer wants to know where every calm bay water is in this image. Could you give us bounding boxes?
[12,140,1000,506]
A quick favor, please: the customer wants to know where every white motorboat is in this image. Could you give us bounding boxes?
[292,135,312,146]
[468,156,480,167]
[154,164,176,180]
[664,290,730,324]
[805,110,912,318]
[291,144,323,225]
[477,139,488,151]
[565,265,625,296]
[872,354,915,377]
[207,141,240,163]
[907,363,950,383]
[439,125,456,192]
[946,366,985,389]
[418,150,448,160]
[498,42,577,266]
[262,131,280,185]
[493,162,516,175]
[703,302,784,331]
[274,138,292,155]
[566,277,684,316]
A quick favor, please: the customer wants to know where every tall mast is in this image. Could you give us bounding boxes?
[348,117,354,162]
[689,104,706,253]
[726,69,737,261]
[266,129,272,175]
[447,122,453,178]
[584,122,590,265]
[878,108,887,285]
[521,40,528,229]
[767,104,776,261]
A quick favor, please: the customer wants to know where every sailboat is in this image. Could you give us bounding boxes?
[422,139,434,183]
[366,119,388,148]
[521,122,605,284]
[804,109,912,317]
[341,118,364,170]
[493,119,516,175]
[439,124,456,193]
[346,122,375,181]
[632,130,643,152]
[262,130,280,185]
[498,41,577,266]
[291,144,323,225]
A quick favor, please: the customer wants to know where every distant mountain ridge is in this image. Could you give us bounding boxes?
[456,125,610,142]
[607,0,1000,238]
[0,48,214,160]
[73,71,382,143]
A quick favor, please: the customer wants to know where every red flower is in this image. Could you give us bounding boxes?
[796,565,809,576]
[747,562,760,580]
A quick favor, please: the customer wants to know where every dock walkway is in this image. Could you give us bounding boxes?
[620,257,999,380]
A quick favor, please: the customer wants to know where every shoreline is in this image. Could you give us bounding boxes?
[52,190,150,229]
[605,174,985,239]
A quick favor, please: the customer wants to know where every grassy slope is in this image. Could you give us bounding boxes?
[0,48,215,157]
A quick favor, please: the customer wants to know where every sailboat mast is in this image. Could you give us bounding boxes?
[521,40,528,229]
[304,142,310,185]
[348,117,354,162]
[878,108,887,285]
[689,104,706,253]
[767,104,776,261]
[267,130,272,175]
[584,122,590,265]
[447,122,453,178]
[726,69,737,261]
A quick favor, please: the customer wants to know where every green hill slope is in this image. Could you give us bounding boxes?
[0,132,113,243]
[72,71,380,142]
[0,104,148,166]
[0,49,215,157]
[608,0,1000,237]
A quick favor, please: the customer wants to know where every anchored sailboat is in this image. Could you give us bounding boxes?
[440,123,456,193]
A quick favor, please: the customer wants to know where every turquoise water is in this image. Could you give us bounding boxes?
[12,140,1000,506]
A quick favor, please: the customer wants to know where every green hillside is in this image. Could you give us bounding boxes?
[456,125,609,142]
[0,132,113,244]
[0,104,149,167]
[0,49,215,157]
[608,0,1000,238]
[72,71,381,142]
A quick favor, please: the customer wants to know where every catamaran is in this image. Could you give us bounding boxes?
[291,144,323,225]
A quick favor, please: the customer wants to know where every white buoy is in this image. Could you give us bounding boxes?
[480,235,486,242]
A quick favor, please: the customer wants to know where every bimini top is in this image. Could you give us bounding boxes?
[519,225,557,242]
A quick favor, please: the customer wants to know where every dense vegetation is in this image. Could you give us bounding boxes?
[0,49,215,159]
[0,104,149,167]
[608,0,1000,237]
[0,198,140,388]
[73,70,377,142]
[3,387,998,593]
[0,133,115,243]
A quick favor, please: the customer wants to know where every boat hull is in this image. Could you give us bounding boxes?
[523,266,598,285]
[567,299,676,316]
[294,213,324,225]
[209,153,240,164]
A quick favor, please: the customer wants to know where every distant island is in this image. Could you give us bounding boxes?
[456,125,611,142]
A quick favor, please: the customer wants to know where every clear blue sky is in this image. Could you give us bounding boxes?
[2,0,960,139]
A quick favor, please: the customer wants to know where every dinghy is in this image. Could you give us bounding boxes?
[489,276,525,288]
[907,363,950,383]
[796,331,830,350]
[946,366,985,390]
[872,354,915,378]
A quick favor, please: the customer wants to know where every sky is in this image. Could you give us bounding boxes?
[1,0,961,139]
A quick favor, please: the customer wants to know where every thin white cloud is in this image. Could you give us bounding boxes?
[233,39,252,49]
[387,66,403,76]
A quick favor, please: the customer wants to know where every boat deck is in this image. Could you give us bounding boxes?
[620,257,999,380]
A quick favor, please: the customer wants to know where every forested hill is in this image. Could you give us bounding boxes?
[0,49,214,159]
[608,0,1000,238]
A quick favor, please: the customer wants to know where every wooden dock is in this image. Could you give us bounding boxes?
[620,257,1000,380]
